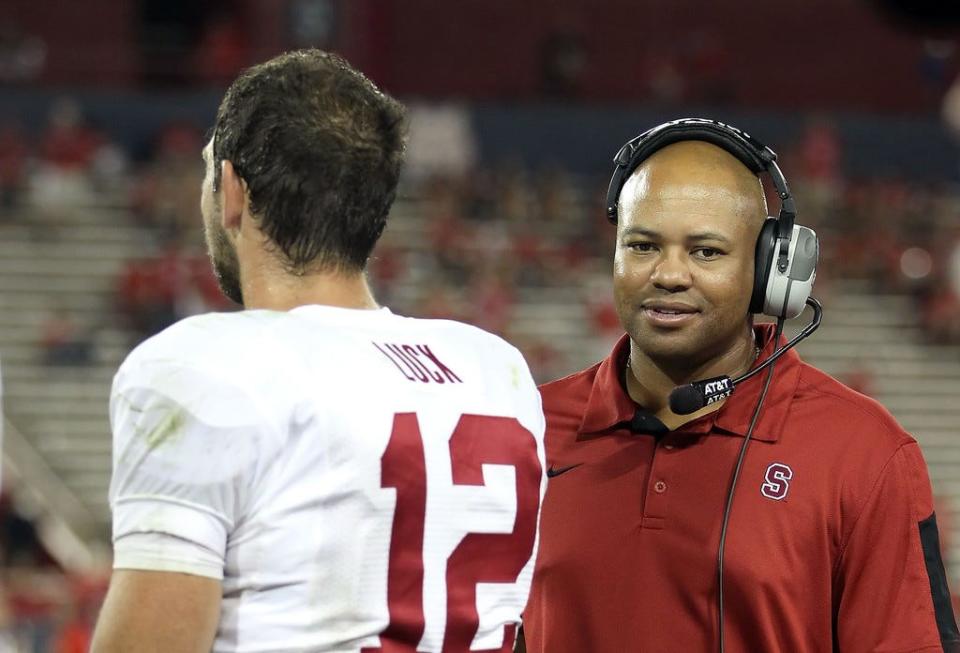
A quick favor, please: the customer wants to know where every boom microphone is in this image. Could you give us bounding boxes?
[667,297,823,416]
[670,375,734,415]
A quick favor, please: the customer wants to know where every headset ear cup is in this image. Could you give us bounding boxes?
[750,218,778,314]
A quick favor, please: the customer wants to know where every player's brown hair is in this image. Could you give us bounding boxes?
[212,49,406,272]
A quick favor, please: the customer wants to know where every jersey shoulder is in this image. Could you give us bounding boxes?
[120,311,273,375]
[113,312,295,434]
[111,313,289,472]
[415,316,527,358]
[395,315,538,382]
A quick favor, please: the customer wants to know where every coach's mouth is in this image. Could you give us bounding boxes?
[640,301,700,327]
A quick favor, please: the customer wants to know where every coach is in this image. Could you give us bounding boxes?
[520,119,959,651]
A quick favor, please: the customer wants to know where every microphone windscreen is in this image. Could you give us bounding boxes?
[670,384,706,415]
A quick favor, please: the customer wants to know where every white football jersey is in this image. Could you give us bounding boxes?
[108,305,546,653]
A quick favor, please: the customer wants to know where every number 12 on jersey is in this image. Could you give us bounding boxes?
[362,413,543,653]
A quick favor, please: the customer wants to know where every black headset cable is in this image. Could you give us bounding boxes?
[717,316,784,653]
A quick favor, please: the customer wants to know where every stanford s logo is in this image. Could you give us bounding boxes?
[761,463,793,501]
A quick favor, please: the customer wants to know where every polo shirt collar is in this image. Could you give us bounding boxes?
[578,335,636,436]
[577,323,802,443]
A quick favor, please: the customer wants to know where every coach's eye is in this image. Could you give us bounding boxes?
[628,242,657,253]
[694,247,722,260]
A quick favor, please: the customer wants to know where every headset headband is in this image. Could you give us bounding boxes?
[605,118,797,273]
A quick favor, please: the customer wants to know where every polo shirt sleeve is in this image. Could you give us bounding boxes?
[834,441,960,652]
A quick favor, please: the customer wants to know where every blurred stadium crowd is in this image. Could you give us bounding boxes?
[5,103,960,359]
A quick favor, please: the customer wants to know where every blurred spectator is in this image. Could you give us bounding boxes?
[368,241,406,306]
[511,220,549,286]
[131,122,204,238]
[511,333,565,383]
[942,72,960,142]
[645,52,685,105]
[463,167,499,223]
[0,484,106,652]
[138,0,206,86]
[30,98,109,210]
[919,40,955,90]
[194,11,250,85]
[535,165,578,225]
[416,281,466,323]
[39,309,93,367]
[947,232,960,302]
[0,590,14,650]
[1,490,58,653]
[117,238,235,342]
[794,117,844,217]
[54,613,91,653]
[683,30,734,104]
[586,295,621,339]
[0,122,28,213]
[51,578,105,653]
[405,105,478,182]
[539,30,587,99]
[0,493,49,569]
[38,99,101,174]
[424,177,474,285]
[117,255,177,340]
[88,140,130,196]
[799,119,842,186]
[490,161,532,224]
[919,277,960,344]
[838,360,877,397]
[470,265,516,336]
[0,20,45,83]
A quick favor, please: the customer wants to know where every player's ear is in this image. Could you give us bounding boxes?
[220,159,245,232]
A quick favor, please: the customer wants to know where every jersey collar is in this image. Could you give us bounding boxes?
[578,324,803,443]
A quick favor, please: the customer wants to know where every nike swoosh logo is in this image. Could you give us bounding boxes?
[546,463,583,478]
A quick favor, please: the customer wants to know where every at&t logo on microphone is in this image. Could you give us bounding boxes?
[703,377,733,405]
[761,463,793,501]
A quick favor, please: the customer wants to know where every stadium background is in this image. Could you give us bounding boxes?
[2,0,960,649]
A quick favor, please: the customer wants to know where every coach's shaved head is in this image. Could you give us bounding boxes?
[618,141,768,232]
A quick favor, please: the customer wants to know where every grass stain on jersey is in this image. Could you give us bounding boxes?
[144,409,185,451]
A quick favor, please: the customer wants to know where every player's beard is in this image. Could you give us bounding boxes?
[204,200,244,306]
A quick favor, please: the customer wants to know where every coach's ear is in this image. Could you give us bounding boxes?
[220,159,245,232]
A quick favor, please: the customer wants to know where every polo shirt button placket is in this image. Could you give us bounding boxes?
[641,442,671,530]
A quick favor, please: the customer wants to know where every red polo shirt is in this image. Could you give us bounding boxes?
[524,325,959,652]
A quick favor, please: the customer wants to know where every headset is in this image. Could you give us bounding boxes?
[605,118,821,652]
